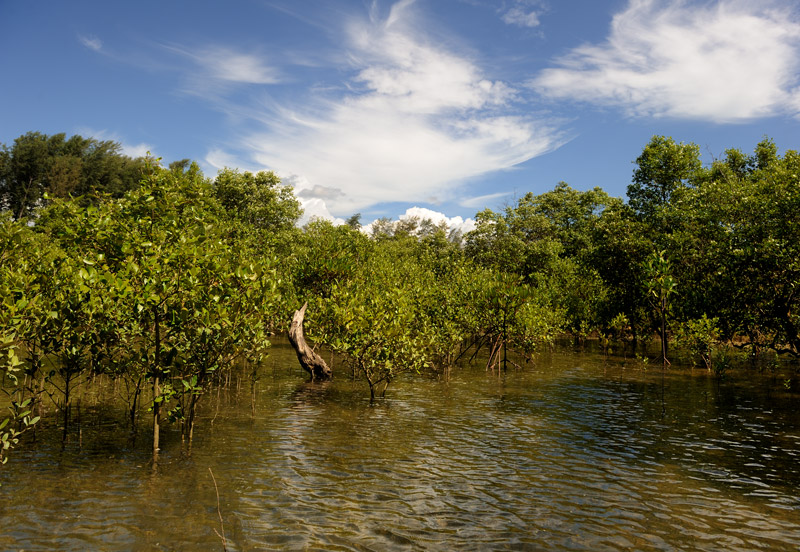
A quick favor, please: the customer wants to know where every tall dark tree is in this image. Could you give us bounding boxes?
[0,131,144,220]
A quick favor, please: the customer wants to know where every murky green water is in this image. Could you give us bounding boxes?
[1,338,799,551]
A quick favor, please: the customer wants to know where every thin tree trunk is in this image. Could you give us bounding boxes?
[153,308,162,457]
[188,394,198,444]
[661,298,669,366]
[62,372,72,443]
[153,375,161,454]
[130,375,143,430]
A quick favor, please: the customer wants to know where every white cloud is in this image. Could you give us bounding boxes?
[501,3,542,28]
[242,1,562,215]
[286,174,347,227]
[193,47,281,85]
[531,0,800,122]
[459,190,512,209]
[79,34,103,52]
[297,185,345,201]
[120,141,153,158]
[164,44,281,98]
[350,18,515,114]
[204,148,241,172]
[76,127,154,158]
[297,197,346,227]
[362,206,476,236]
[203,148,268,174]
[400,206,476,234]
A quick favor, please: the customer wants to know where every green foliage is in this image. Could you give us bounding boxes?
[471,270,564,369]
[676,315,720,370]
[298,222,562,396]
[645,251,677,308]
[0,131,145,220]
[1,155,286,455]
[317,241,431,400]
[0,398,39,466]
[345,213,362,230]
[645,250,677,365]
[212,167,302,254]
[0,220,43,462]
[608,313,630,349]
[292,219,370,300]
[0,219,53,457]
[588,199,652,336]
[712,348,732,380]
[465,183,613,335]
[663,139,800,354]
[628,135,701,223]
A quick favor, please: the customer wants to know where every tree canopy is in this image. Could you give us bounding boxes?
[0,131,146,220]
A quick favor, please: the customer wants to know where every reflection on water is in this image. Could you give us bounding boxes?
[1,339,799,551]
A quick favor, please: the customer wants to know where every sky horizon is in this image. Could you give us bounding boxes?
[2,0,799,230]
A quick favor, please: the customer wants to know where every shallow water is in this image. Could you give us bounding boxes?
[1,339,799,551]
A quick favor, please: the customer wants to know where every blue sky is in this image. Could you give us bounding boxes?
[2,0,799,230]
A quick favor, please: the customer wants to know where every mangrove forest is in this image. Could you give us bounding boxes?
[1,131,799,549]
[2,130,799,461]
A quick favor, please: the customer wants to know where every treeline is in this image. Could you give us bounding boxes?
[1,131,798,462]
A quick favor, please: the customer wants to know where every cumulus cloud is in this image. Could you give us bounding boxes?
[297,197,346,227]
[399,206,476,233]
[501,2,543,28]
[531,0,800,122]
[242,0,562,215]
[362,206,476,236]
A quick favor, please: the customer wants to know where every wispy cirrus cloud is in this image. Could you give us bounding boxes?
[78,34,103,52]
[163,44,282,100]
[238,0,563,215]
[459,190,513,210]
[184,46,281,85]
[76,127,154,158]
[531,0,800,122]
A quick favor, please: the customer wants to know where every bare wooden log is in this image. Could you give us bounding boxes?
[288,302,332,380]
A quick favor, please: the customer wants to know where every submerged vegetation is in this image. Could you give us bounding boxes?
[1,131,799,462]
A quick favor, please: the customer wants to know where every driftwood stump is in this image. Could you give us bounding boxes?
[288,302,332,380]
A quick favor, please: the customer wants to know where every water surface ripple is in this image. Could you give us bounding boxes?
[1,345,799,550]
